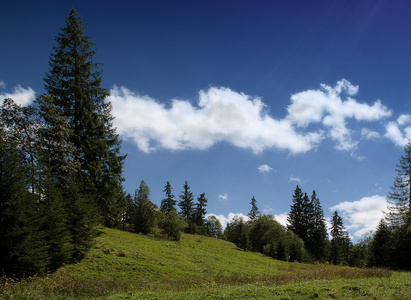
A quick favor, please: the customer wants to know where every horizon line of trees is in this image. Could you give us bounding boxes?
[224,140,410,269]
[124,179,223,240]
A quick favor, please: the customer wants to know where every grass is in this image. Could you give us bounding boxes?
[1,227,410,299]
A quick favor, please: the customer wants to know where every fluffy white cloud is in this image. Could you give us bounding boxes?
[258,164,273,173]
[397,114,411,126]
[330,195,388,237]
[287,79,391,151]
[218,193,228,200]
[385,121,410,147]
[384,113,411,146]
[109,80,396,154]
[0,84,36,106]
[109,85,323,154]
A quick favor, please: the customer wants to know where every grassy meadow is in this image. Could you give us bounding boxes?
[1,227,410,299]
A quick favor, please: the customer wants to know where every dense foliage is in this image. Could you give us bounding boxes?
[0,9,123,276]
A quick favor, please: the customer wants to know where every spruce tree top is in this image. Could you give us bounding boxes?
[44,9,108,124]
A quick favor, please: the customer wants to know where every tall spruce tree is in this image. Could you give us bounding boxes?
[160,180,177,213]
[178,181,195,221]
[288,186,311,245]
[386,140,411,227]
[308,190,328,261]
[288,186,304,236]
[195,192,208,226]
[248,196,260,221]
[42,9,126,226]
[330,210,351,265]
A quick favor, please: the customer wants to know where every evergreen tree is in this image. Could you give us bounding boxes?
[390,218,411,269]
[42,9,126,226]
[0,128,48,276]
[386,140,411,227]
[308,190,329,261]
[248,196,260,221]
[38,178,73,270]
[133,180,157,234]
[194,192,208,226]
[160,180,177,213]
[330,210,351,265]
[122,193,134,230]
[35,94,78,187]
[178,181,195,221]
[369,219,393,268]
[288,186,311,245]
[66,178,99,262]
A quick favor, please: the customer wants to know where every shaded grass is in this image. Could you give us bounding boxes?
[2,227,407,299]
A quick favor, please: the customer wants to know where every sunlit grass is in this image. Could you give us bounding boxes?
[2,227,409,299]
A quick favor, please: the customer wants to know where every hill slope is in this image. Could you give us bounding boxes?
[2,227,411,299]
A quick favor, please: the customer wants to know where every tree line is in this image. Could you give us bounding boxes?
[1,9,410,277]
[224,140,411,269]
[123,179,223,240]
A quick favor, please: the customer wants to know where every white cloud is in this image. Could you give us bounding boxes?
[0,81,6,89]
[361,128,380,139]
[385,121,409,146]
[109,80,395,154]
[274,212,289,227]
[0,84,36,106]
[207,212,249,229]
[218,193,228,201]
[330,195,388,238]
[397,114,411,126]
[289,176,303,184]
[109,85,323,154]
[258,164,273,174]
[287,79,391,151]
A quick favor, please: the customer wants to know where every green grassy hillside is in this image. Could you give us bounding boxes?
[2,227,411,299]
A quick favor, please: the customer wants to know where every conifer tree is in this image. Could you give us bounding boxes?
[0,128,48,276]
[133,180,157,234]
[195,192,208,226]
[42,9,126,226]
[308,190,329,261]
[160,180,177,213]
[179,181,195,221]
[288,186,311,244]
[369,219,392,268]
[38,178,73,270]
[386,140,411,227]
[330,210,351,265]
[248,196,260,221]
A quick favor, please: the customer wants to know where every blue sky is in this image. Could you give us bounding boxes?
[1,0,411,241]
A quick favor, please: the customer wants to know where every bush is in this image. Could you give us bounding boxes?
[158,211,186,241]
